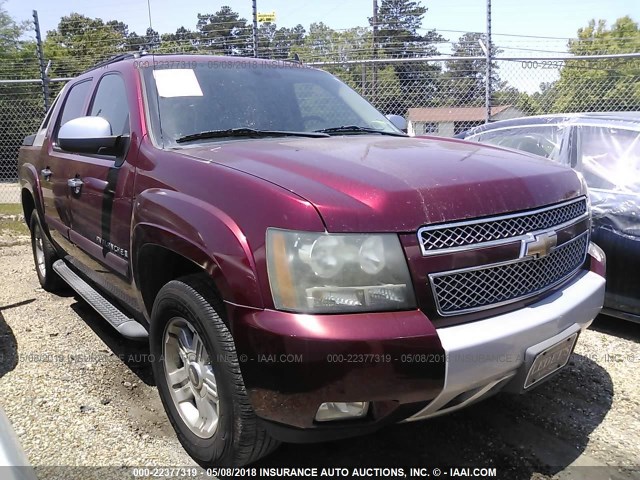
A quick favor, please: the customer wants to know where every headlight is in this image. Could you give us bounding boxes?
[266,229,416,313]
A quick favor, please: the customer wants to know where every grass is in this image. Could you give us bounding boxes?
[0,203,29,236]
[0,204,23,215]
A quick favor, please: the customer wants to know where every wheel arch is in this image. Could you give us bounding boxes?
[19,163,43,228]
[132,189,264,319]
[135,242,216,319]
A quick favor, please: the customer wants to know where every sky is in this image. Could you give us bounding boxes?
[4,0,639,93]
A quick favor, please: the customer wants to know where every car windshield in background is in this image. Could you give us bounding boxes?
[578,125,640,194]
[141,61,401,146]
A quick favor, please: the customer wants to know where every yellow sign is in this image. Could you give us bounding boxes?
[257,12,276,23]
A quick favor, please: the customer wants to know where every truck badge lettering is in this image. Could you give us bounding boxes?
[96,236,129,259]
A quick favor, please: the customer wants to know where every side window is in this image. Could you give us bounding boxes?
[473,126,564,162]
[90,74,130,135]
[577,126,640,191]
[56,80,92,137]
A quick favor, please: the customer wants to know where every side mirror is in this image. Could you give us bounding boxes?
[386,114,407,132]
[58,116,124,155]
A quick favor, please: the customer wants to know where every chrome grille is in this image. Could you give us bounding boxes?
[419,197,587,255]
[430,232,589,316]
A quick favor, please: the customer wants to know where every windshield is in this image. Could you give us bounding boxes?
[141,59,401,146]
[577,125,640,194]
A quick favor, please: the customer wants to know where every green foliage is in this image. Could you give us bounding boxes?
[539,16,640,113]
[375,0,428,56]
[292,24,373,91]
[44,13,130,77]
[257,23,305,59]
[196,7,251,55]
[0,0,30,53]
[441,32,502,107]
[367,1,447,113]
[494,87,541,116]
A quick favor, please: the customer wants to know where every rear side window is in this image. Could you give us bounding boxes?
[90,74,130,135]
[57,80,92,130]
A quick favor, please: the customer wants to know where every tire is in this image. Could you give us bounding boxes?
[150,274,279,467]
[30,210,65,292]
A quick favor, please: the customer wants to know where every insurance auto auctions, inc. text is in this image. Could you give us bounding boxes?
[216,467,498,478]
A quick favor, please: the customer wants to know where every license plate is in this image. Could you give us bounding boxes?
[524,333,578,389]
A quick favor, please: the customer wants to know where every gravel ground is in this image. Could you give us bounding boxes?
[0,232,639,480]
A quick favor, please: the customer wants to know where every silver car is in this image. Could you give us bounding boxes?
[0,407,36,480]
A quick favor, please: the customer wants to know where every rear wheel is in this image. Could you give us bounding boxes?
[30,211,64,292]
[150,274,279,466]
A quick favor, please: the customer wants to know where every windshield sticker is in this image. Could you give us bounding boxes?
[153,69,203,98]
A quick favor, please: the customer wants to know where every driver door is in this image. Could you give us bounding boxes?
[58,73,136,296]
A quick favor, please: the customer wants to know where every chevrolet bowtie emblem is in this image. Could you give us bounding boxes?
[524,231,558,258]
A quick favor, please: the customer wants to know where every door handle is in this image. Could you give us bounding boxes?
[67,177,84,194]
[41,167,52,181]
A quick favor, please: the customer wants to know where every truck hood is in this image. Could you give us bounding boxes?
[180,136,584,232]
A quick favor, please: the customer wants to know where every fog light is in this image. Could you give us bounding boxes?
[315,402,369,422]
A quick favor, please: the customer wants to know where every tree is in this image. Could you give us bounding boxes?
[442,32,501,107]
[494,86,541,116]
[544,16,640,112]
[256,23,305,59]
[44,13,129,77]
[530,82,560,114]
[156,26,199,53]
[374,0,429,57]
[0,0,30,53]
[196,7,250,55]
[371,0,447,113]
[127,27,161,51]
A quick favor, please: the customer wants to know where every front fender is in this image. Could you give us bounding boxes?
[131,189,263,308]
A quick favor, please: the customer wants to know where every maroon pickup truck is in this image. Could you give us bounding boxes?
[18,54,605,466]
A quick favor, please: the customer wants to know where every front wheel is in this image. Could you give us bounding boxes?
[150,274,279,466]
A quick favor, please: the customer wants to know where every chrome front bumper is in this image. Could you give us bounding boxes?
[406,270,605,422]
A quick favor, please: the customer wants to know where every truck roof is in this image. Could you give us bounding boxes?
[81,52,305,75]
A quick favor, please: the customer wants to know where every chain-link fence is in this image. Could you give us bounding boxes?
[0,81,45,203]
[313,54,640,136]
[0,9,638,203]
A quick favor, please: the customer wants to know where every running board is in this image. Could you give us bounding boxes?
[52,260,148,341]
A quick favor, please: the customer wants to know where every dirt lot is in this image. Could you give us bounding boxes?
[0,229,639,480]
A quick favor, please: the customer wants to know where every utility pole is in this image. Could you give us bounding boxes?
[372,0,378,102]
[33,10,50,111]
[252,0,258,58]
[485,0,492,124]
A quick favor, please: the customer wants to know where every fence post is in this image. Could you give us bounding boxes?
[252,0,258,58]
[33,10,50,112]
[371,0,378,104]
[485,0,492,123]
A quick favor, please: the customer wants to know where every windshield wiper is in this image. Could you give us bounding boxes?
[314,125,407,137]
[175,128,329,143]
